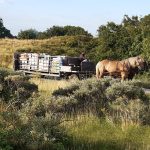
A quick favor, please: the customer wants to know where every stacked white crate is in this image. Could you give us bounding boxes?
[28,53,39,70]
[38,54,50,72]
[19,53,28,69]
[51,56,63,73]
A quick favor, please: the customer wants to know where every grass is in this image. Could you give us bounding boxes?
[0,37,72,54]
[0,38,67,68]
[30,77,71,95]
[0,36,90,68]
[1,73,150,150]
[29,78,150,150]
[63,114,150,150]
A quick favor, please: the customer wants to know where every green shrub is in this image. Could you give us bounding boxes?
[1,75,37,107]
[0,130,13,150]
[1,76,150,149]
[51,78,149,125]
[0,69,38,108]
[0,98,68,150]
[134,71,150,89]
[51,78,110,115]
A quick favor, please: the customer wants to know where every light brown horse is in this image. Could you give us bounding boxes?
[96,59,129,81]
[96,56,145,81]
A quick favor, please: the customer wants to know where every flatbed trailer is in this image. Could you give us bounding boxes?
[13,52,96,79]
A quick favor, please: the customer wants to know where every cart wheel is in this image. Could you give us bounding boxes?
[68,74,79,80]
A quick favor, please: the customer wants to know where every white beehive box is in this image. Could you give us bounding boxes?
[38,54,50,72]
[50,56,63,73]
[28,53,39,70]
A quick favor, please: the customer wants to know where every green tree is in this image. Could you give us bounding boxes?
[142,38,150,61]
[95,15,143,62]
[37,31,47,39]
[45,26,65,37]
[0,18,13,38]
[140,14,150,38]
[44,25,92,38]
[141,15,150,61]
[97,22,129,60]
[18,29,38,39]
[64,25,92,37]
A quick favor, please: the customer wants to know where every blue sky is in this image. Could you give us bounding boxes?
[0,0,150,36]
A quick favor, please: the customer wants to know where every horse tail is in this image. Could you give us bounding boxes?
[96,62,100,79]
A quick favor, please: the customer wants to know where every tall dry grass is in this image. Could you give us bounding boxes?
[63,114,150,150]
[30,77,71,94]
[0,36,75,68]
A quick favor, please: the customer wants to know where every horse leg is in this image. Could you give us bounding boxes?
[121,72,126,81]
[99,71,104,78]
[96,64,100,79]
[96,70,103,79]
[96,68,103,79]
[96,69,100,79]
[121,71,129,81]
[96,63,104,79]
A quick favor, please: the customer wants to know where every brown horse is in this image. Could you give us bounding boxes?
[96,56,145,81]
[96,59,129,81]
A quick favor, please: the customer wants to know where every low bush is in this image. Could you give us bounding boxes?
[0,69,38,108]
[0,130,13,150]
[51,77,149,125]
[105,81,148,125]
[134,71,150,89]
[1,75,150,149]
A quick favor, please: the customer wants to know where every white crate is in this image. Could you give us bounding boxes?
[20,60,28,64]
[30,65,38,70]
[20,64,28,69]
[39,65,49,68]
[39,66,49,69]
[29,62,38,65]
[28,53,32,57]
[32,53,39,57]
[39,68,49,72]
[27,65,31,69]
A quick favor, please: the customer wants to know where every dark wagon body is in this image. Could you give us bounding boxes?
[13,52,96,79]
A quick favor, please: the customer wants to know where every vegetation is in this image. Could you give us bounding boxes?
[1,14,150,68]
[0,35,96,68]
[18,29,38,39]
[0,68,150,150]
[1,13,150,149]
[91,14,150,62]
[17,26,92,40]
[0,18,13,38]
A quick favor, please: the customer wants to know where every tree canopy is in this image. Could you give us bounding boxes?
[88,14,150,63]
[0,18,13,38]
[18,29,38,39]
[17,25,92,39]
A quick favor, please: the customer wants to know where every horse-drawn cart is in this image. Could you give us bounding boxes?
[13,52,96,79]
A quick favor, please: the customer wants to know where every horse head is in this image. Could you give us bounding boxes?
[135,56,145,70]
[126,56,145,70]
